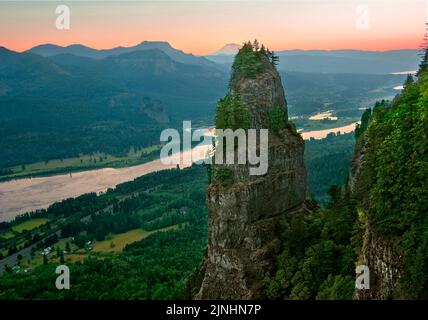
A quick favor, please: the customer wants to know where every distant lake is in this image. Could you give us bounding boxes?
[0,125,358,222]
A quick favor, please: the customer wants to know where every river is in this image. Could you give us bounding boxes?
[0,124,358,222]
[0,145,210,222]
[300,122,359,140]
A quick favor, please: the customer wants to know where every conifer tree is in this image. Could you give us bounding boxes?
[271,51,279,65]
[418,23,428,74]
[404,74,414,89]
[253,39,260,52]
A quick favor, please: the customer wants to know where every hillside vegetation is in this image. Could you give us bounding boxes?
[0,166,208,299]
[354,68,428,298]
[266,59,428,300]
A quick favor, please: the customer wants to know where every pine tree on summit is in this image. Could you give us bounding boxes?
[418,26,428,74]
[271,51,279,65]
[253,39,260,52]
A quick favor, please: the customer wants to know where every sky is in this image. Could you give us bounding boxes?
[0,0,426,55]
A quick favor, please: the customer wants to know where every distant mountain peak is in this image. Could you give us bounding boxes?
[67,44,92,49]
[138,40,172,47]
[31,43,61,49]
[110,48,171,61]
[133,41,176,52]
[213,43,241,56]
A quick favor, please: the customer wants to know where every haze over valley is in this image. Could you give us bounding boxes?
[0,41,418,222]
[0,41,416,171]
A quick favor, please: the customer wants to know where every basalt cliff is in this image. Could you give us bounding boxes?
[190,44,309,299]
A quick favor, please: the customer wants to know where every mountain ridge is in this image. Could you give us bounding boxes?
[27,41,220,69]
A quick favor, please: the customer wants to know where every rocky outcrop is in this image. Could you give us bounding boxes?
[356,224,403,299]
[230,58,288,129]
[193,51,308,299]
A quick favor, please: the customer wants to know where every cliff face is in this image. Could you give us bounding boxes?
[193,51,307,299]
[356,224,403,299]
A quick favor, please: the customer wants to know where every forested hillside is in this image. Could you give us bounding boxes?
[352,64,428,298]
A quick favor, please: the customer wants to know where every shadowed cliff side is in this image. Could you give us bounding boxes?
[190,42,309,299]
[350,63,428,299]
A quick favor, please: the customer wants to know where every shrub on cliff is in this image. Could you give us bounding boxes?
[354,106,373,139]
[215,93,251,130]
[268,104,287,131]
[213,167,234,188]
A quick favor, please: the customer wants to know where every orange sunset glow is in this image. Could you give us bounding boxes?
[0,0,426,54]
